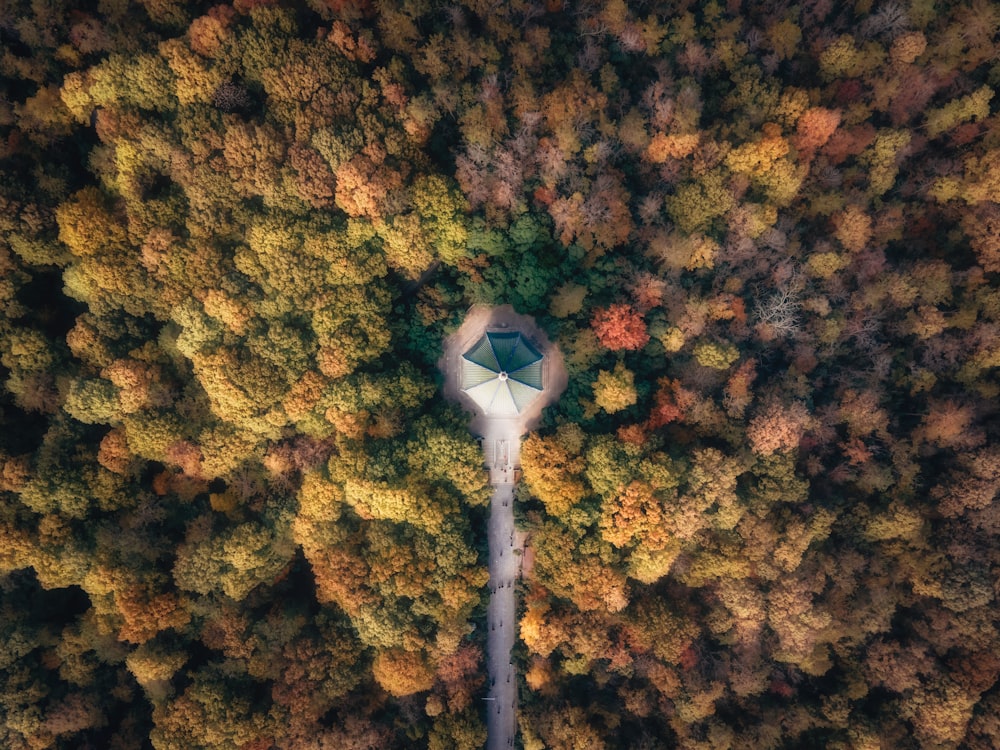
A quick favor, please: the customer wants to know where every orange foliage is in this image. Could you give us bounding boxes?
[617,424,648,445]
[645,132,699,163]
[289,144,337,209]
[746,399,811,455]
[836,389,889,438]
[11,4,1000,747]
[533,185,556,206]
[283,371,326,422]
[934,447,1000,518]
[822,123,876,165]
[792,107,841,158]
[723,359,756,417]
[164,441,204,478]
[309,546,373,615]
[435,643,483,712]
[548,172,633,255]
[201,606,254,659]
[627,272,666,312]
[962,203,1000,274]
[103,359,156,413]
[600,480,670,550]
[372,649,435,697]
[202,289,252,335]
[840,437,873,466]
[334,150,405,219]
[591,303,649,351]
[569,559,629,613]
[833,204,873,253]
[917,399,982,450]
[890,31,927,66]
[97,427,134,475]
[519,601,564,659]
[42,693,104,737]
[0,454,30,493]
[327,21,378,63]
[188,6,236,58]
[525,657,553,691]
[646,378,691,429]
[116,586,191,644]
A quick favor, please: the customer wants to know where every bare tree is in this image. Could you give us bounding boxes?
[752,272,804,338]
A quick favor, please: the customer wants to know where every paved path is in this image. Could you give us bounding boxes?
[486,482,518,749]
[436,306,566,750]
[483,425,521,750]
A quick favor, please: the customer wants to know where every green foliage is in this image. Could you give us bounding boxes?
[410,175,470,266]
[407,414,491,505]
[467,221,509,257]
[585,435,638,500]
[174,518,296,601]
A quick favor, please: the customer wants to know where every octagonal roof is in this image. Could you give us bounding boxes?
[460,331,543,416]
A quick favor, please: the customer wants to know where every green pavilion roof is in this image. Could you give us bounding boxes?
[460,331,543,416]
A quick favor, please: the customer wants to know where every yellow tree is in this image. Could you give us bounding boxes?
[592,361,637,414]
[521,426,588,517]
[599,480,671,551]
[372,648,436,697]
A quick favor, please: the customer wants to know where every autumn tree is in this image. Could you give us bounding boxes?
[591,304,650,351]
[592,361,638,414]
[520,426,589,517]
[746,399,812,456]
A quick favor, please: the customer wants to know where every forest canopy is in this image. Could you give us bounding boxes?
[1,0,1000,748]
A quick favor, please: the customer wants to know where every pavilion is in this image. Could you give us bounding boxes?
[460,331,544,418]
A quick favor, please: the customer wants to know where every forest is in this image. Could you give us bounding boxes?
[1,0,1000,747]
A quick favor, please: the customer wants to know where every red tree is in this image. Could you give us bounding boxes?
[591,304,649,351]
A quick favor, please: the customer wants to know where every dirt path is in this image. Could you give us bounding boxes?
[438,306,565,750]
